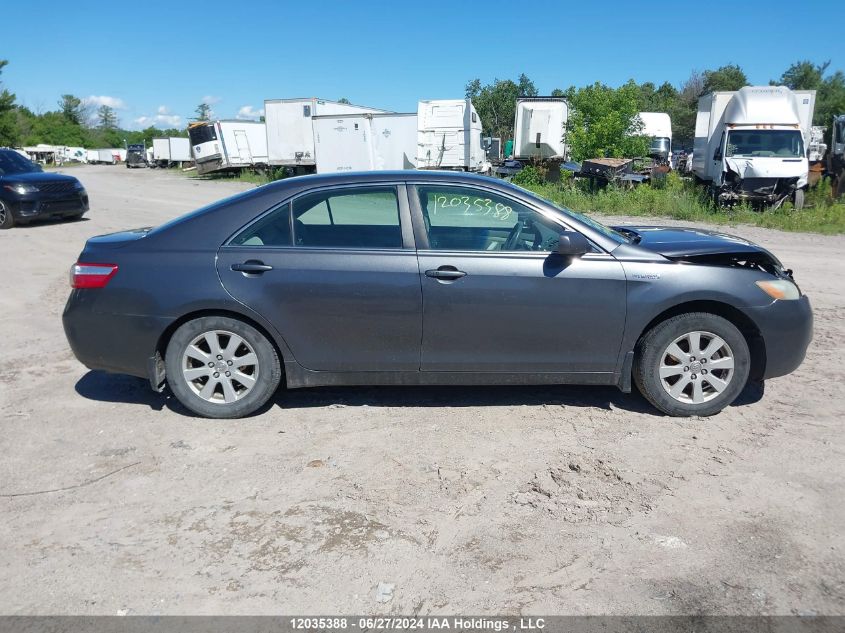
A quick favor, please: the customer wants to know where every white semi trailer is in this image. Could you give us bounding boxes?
[188,120,268,175]
[313,113,417,173]
[637,112,672,165]
[264,98,388,172]
[417,99,488,172]
[692,86,815,208]
[513,97,569,161]
[152,137,193,167]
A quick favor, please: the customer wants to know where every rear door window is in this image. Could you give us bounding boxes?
[293,187,403,249]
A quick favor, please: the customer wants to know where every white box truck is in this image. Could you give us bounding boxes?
[313,113,417,173]
[188,120,268,175]
[692,86,815,208]
[264,98,388,172]
[513,97,569,161]
[637,112,672,165]
[417,99,488,172]
[152,137,193,167]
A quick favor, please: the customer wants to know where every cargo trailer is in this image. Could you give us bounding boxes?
[417,99,488,172]
[313,113,417,173]
[264,98,388,172]
[152,137,192,167]
[188,120,268,175]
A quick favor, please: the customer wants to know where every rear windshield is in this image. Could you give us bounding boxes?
[189,124,217,145]
[726,130,804,158]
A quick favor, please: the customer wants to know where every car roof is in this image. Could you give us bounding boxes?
[263,170,506,192]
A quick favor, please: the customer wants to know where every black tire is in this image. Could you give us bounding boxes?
[165,316,282,419]
[0,201,14,229]
[793,188,805,210]
[633,312,750,417]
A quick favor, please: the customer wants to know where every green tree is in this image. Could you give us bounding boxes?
[0,59,17,146]
[337,97,351,104]
[774,60,828,90]
[773,60,845,128]
[517,73,538,97]
[195,102,211,121]
[97,104,118,130]
[564,80,650,161]
[702,64,748,93]
[58,94,85,125]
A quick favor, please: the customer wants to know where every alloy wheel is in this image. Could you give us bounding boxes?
[658,330,735,404]
[181,330,259,404]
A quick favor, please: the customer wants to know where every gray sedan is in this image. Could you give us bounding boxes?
[62,171,812,418]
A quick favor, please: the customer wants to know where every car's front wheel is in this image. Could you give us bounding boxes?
[634,312,750,417]
[0,201,15,229]
[165,316,282,418]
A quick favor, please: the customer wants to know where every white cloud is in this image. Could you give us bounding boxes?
[84,95,127,110]
[201,95,221,105]
[236,105,264,120]
[133,113,183,129]
[156,105,169,115]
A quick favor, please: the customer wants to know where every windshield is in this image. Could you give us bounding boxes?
[513,184,628,244]
[0,150,40,175]
[649,137,671,155]
[836,119,845,146]
[726,130,804,158]
[188,124,217,145]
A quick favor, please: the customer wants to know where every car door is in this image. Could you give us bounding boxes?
[216,183,422,372]
[411,182,627,373]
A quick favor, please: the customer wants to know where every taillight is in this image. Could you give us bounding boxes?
[70,263,118,289]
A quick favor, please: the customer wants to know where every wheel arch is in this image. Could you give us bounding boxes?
[155,308,291,382]
[634,300,766,382]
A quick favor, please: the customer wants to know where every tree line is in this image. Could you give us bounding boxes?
[467,61,845,162]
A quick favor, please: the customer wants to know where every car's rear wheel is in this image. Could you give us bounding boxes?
[0,201,15,229]
[634,312,750,417]
[165,316,282,418]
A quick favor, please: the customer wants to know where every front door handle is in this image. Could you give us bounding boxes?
[231,260,273,274]
[425,267,467,280]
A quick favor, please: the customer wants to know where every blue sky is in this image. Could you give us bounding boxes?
[3,0,842,129]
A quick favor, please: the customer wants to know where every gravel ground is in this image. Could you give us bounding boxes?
[0,165,843,615]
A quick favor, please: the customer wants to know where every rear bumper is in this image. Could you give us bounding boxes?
[62,290,170,379]
[744,294,813,379]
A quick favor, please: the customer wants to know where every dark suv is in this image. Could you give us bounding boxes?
[0,148,89,229]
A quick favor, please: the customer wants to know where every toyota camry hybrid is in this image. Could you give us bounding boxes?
[62,171,812,419]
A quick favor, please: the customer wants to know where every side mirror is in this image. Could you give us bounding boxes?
[557,230,590,257]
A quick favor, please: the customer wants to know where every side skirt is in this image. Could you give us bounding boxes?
[284,361,619,389]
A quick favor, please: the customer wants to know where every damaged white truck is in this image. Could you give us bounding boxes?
[692,86,815,209]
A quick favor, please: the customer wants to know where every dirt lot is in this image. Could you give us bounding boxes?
[0,165,843,615]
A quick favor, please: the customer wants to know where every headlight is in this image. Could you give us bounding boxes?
[73,180,85,190]
[3,183,39,194]
[756,279,800,300]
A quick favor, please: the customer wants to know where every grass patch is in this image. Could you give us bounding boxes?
[187,167,289,186]
[522,171,845,235]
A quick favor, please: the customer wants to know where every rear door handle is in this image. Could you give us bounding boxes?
[425,267,467,280]
[231,261,273,274]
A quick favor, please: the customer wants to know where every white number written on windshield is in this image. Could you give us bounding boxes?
[431,194,512,221]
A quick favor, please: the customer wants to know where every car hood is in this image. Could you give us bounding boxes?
[614,225,783,265]
[0,171,80,185]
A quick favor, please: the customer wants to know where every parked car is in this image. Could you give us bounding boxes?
[0,148,89,229]
[62,172,812,419]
